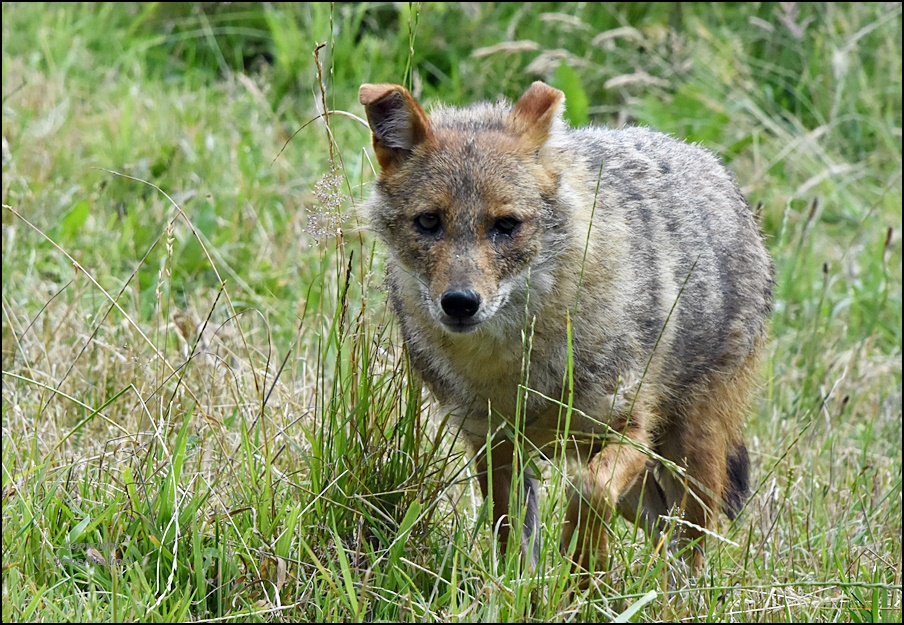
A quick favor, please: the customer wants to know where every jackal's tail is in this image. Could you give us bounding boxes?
[723,442,750,519]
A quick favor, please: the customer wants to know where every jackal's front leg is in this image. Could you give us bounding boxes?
[561,429,651,578]
[474,438,542,571]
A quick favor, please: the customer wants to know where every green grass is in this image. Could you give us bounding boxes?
[2,2,901,622]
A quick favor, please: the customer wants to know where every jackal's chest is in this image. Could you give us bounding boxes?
[442,333,529,405]
[422,330,573,431]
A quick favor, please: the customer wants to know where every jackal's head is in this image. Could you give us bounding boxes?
[360,81,566,334]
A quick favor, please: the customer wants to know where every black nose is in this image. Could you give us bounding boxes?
[440,289,481,319]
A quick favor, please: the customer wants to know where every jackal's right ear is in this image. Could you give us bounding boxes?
[359,83,432,172]
[506,81,565,150]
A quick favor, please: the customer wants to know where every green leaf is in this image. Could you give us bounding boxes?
[614,589,658,623]
[389,499,422,563]
[59,199,90,238]
[67,515,92,546]
[551,62,589,127]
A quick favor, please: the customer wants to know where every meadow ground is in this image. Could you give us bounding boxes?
[2,3,901,622]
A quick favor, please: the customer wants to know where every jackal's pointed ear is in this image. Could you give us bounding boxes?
[506,81,565,150]
[359,83,432,172]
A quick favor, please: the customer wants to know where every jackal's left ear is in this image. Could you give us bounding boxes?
[506,82,566,150]
[359,83,433,172]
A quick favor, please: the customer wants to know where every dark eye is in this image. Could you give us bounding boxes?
[492,216,521,237]
[414,213,441,235]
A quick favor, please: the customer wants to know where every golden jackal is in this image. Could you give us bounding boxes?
[359,81,773,576]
